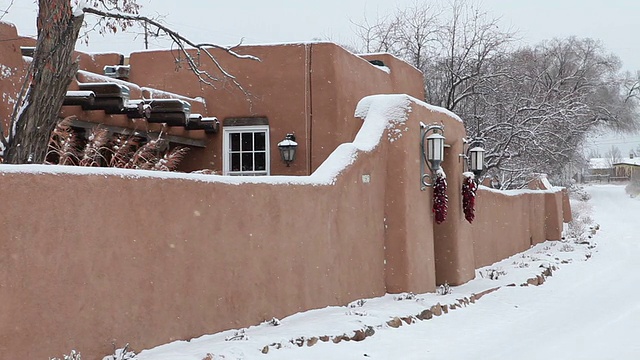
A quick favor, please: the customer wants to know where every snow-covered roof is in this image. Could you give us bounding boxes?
[613,157,640,167]
[590,157,640,169]
[588,158,610,170]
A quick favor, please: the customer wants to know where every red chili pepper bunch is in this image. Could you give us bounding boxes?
[462,175,477,223]
[432,171,448,224]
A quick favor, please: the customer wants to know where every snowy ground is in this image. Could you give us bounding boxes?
[131,184,639,360]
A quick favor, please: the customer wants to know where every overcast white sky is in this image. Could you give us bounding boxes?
[1,0,639,154]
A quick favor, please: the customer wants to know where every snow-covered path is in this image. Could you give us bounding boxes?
[137,185,640,360]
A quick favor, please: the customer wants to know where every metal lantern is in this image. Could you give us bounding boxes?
[469,146,485,176]
[420,123,446,190]
[426,132,445,170]
[277,134,298,167]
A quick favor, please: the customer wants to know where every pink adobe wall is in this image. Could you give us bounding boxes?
[0,94,570,360]
[309,44,425,172]
[126,44,312,174]
[413,109,477,286]
[125,43,425,174]
[382,101,439,294]
[472,188,568,269]
[0,96,444,360]
[76,52,124,75]
[0,152,387,359]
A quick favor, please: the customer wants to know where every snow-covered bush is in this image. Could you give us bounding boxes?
[437,282,451,295]
[558,243,575,252]
[481,268,506,280]
[348,299,367,308]
[569,184,591,202]
[565,194,596,242]
[102,344,136,360]
[625,180,640,197]
[393,292,416,301]
[225,329,249,341]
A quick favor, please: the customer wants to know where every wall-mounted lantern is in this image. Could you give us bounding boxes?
[469,146,485,177]
[277,133,298,167]
[420,123,446,190]
[460,138,486,179]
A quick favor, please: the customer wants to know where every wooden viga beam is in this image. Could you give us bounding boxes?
[63,90,95,107]
[77,82,131,114]
[185,114,219,134]
[126,99,193,127]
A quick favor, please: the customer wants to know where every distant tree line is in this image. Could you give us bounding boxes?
[352,0,640,188]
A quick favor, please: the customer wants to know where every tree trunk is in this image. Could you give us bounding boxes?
[3,0,83,164]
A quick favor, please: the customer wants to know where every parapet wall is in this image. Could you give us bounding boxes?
[0,147,389,359]
[472,188,567,269]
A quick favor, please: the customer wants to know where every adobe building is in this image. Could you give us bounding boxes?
[0,21,571,359]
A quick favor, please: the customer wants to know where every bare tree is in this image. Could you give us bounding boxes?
[425,0,515,112]
[351,1,639,188]
[587,148,601,159]
[0,0,257,164]
[604,145,622,168]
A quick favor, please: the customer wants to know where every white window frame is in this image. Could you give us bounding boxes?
[223,125,270,176]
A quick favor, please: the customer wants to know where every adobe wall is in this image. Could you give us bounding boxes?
[309,45,425,172]
[472,188,568,269]
[0,93,570,359]
[0,94,442,360]
[127,44,312,174]
[417,109,476,286]
[0,146,388,359]
[76,52,124,75]
[125,43,425,174]
[381,100,439,294]
[0,33,425,175]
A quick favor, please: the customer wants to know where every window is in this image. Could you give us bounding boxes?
[223,125,270,176]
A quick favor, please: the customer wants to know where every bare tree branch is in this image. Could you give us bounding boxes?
[81,6,259,95]
[0,0,14,22]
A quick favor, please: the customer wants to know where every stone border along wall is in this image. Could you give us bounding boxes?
[256,264,558,355]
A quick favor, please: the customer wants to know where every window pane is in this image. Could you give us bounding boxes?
[231,153,240,171]
[230,133,240,152]
[255,132,266,151]
[255,152,266,171]
[242,153,254,171]
[242,132,253,151]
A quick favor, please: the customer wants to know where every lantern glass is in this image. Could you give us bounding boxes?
[282,147,296,162]
[277,134,298,166]
[426,133,445,162]
[469,146,485,172]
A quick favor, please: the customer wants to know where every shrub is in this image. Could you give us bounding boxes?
[47,116,189,171]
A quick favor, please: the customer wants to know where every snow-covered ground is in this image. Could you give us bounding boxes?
[132,184,639,360]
